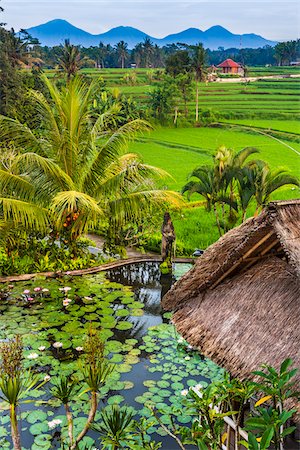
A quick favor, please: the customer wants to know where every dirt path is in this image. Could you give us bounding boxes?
[87,233,158,258]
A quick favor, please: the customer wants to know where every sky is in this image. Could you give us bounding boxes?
[2,0,300,41]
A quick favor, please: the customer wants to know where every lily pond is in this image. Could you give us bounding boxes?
[0,263,224,449]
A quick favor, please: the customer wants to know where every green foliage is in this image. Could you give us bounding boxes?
[182,145,299,236]
[93,404,134,448]
[51,376,80,404]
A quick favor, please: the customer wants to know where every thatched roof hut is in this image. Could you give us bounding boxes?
[162,199,300,413]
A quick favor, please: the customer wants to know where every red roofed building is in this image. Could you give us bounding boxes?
[217,58,244,75]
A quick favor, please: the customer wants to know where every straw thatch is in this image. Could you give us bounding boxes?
[162,199,300,415]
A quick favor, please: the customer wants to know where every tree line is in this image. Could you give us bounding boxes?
[1,26,299,74]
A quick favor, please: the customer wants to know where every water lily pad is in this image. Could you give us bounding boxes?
[107,394,124,405]
[27,410,47,424]
[29,422,49,435]
[115,321,133,330]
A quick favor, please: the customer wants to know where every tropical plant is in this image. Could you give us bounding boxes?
[182,146,299,234]
[143,37,154,68]
[243,358,299,450]
[51,376,79,446]
[93,404,134,449]
[57,39,84,80]
[247,161,299,214]
[189,43,207,122]
[69,331,114,449]
[115,40,129,69]
[0,336,45,450]
[0,75,182,253]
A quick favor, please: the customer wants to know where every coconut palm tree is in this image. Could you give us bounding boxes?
[0,75,182,248]
[115,41,128,69]
[142,37,154,67]
[58,39,83,81]
[190,43,207,122]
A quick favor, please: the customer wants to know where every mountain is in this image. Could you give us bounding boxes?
[159,28,205,46]
[25,19,277,49]
[96,26,154,48]
[26,19,95,47]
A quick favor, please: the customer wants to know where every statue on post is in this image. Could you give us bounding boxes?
[160,212,176,274]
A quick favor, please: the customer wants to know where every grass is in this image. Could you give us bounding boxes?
[129,126,300,253]
[44,68,300,253]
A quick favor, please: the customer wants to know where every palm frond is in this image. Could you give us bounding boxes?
[93,153,172,199]
[0,116,42,154]
[83,119,152,193]
[13,153,75,192]
[0,170,35,201]
[108,189,183,225]
[0,198,49,231]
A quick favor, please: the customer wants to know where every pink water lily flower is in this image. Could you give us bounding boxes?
[34,287,41,292]
[23,289,30,294]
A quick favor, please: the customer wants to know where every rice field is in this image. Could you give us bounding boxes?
[48,67,300,253]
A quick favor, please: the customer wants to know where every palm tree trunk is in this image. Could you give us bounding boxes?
[10,404,21,450]
[121,56,124,69]
[71,391,98,449]
[195,80,199,122]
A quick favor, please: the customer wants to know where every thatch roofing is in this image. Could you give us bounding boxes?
[162,199,300,414]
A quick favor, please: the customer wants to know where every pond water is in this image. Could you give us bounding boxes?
[0,263,224,449]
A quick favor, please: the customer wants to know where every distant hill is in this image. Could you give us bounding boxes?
[25,19,277,49]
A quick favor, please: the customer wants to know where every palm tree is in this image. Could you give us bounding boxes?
[143,37,154,67]
[248,161,299,214]
[115,41,128,69]
[182,146,262,234]
[58,39,83,81]
[0,75,182,248]
[190,43,207,122]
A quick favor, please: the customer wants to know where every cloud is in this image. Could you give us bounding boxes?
[2,1,299,40]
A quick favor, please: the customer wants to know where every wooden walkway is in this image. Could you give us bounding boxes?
[0,256,195,283]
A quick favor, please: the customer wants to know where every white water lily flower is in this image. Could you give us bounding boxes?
[38,346,46,351]
[42,288,49,293]
[181,389,188,396]
[75,346,83,351]
[44,375,51,382]
[48,419,62,429]
[84,296,93,301]
[177,338,184,343]
[59,286,71,292]
[192,385,204,398]
[63,298,72,306]
[53,342,63,348]
[184,356,191,360]
[27,352,39,359]
[23,289,30,294]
